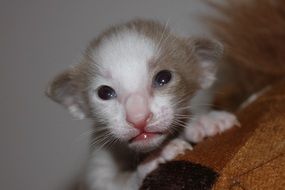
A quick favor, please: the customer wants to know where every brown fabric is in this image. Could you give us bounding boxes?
[174,80,285,189]
[230,156,285,190]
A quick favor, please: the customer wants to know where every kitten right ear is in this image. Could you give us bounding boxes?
[189,38,223,89]
[45,70,87,119]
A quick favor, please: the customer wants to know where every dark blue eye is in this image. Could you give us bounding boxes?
[97,85,117,100]
[153,70,172,87]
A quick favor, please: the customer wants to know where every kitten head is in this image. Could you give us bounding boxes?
[46,19,222,152]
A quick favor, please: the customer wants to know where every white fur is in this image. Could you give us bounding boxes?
[183,111,239,143]
[92,30,156,92]
[147,95,174,132]
[87,139,192,190]
[87,149,119,190]
[68,105,86,120]
[87,148,141,190]
[199,61,216,89]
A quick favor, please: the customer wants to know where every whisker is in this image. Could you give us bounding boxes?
[105,136,120,150]
[169,123,185,134]
[171,97,189,106]
[89,131,112,149]
[167,125,178,135]
[98,134,116,150]
[156,19,170,52]
[174,116,193,121]
[174,112,191,115]
[172,120,189,127]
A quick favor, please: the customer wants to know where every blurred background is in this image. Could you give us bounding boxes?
[0,0,216,189]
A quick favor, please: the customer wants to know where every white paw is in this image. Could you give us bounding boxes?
[161,139,193,161]
[137,158,161,180]
[137,139,192,180]
[184,111,240,143]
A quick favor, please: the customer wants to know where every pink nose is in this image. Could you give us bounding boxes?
[125,93,152,130]
[127,112,152,130]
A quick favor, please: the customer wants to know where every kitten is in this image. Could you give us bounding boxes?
[46,19,238,190]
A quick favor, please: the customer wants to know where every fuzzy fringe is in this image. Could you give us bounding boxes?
[204,0,285,110]
[206,0,285,75]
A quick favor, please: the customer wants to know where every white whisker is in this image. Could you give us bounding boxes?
[156,19,170,53]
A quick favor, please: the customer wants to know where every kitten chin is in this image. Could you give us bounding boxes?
[128,133,167,152]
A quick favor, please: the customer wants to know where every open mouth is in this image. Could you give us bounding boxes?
[129,132,163,143]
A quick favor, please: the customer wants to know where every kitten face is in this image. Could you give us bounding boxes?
[88,30,186,152]
[46,19,223,152]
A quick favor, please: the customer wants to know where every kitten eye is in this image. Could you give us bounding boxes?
[97,85,117,100]
[153,70,172,87]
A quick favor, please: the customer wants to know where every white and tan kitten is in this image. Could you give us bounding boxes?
[46,19,238,190]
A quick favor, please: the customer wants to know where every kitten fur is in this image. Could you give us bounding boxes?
[46,19,237,190]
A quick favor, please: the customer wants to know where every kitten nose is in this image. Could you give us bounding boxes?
[125,93,152,130]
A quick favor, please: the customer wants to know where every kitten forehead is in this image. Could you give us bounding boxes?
[92,29,158,92]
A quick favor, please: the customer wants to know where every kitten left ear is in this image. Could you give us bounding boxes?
[45,70,87,119]
[189,38,223,89]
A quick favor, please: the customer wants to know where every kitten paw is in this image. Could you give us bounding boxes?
[137,157,161,180]
[137,139,192,180]
[184,111,240,143]
[161,138,193,161]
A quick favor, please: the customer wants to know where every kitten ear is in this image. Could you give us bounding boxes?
[45,70,87,119]
[190,38,223,89]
